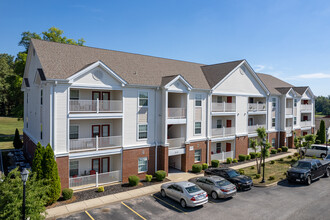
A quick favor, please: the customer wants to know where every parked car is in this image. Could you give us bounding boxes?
[204,168,253,190]
[324,154,330,162]
[188,176,236,199]
[286,159,330,185]
[160,181,208,208]
[300,144,330,158]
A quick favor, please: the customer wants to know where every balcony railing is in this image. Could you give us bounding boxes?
[167,137,185,148]
[248,124,266,133]
[168,108,186,119]
[248,147,261,155]
[69,99,123,113]
[248,103,266,112]
[285,107,293,115]
[212,127,235,137]
[69,136,122,152]
[301,120,312,127]
[301,104,312,111]
[211,151,234,162]
[212,102,236,112]
[69,170,121,190]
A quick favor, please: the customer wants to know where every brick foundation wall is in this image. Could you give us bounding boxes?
[311,127,315,134]
[122,147,156,183]
[181,141,207,172]
[235,136,248,158]
[56,156,69,189]
[268,132,279,148]
[23,132,37,164]
[294,129,301,137]
[157,146,168,174]
[287,136,294,148]
[280,132,286,148]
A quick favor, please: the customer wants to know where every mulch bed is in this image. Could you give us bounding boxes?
[47,178,170,209]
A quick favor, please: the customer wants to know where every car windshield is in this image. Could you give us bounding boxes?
[215,179,231,186]
[292,161,311,169]
[227,170,240,178]
[185,185,201,194]
[326,155,330,160]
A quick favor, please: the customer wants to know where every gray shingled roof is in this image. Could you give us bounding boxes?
[293,86,308,95]
[275,87,292,95]
[257,73,293,95]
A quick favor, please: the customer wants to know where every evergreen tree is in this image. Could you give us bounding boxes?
[13,128,23,149]
[32,142,44,179]
[42,144,61,204]
[319,120,326,144]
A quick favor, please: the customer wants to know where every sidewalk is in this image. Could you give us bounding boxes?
[46,150,294,219]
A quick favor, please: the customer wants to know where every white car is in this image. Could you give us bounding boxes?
[301,144,330,158]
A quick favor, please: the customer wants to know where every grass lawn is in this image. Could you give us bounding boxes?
[0,117,24,150]
[241,155,298,185]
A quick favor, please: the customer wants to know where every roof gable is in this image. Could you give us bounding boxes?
[163,75,192,92]
[257,73,293,95]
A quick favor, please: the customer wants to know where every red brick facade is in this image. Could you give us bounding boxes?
[157,146,168,174]
[311,127,315,134]
[279,132,286,148]
[267,132,279,148]
[122,147,156,183]
[287,136,294,148]
[23,132,37,164]
[56,156,69,189]
[235,136,248,158]
[294,129,301,137]
[181,140,207,172]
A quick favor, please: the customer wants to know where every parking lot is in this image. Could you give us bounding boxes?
[58,176,330,220]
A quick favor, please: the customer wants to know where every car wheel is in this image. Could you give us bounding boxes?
[324,168,330,178]
[211,191,218,200]
[180,199,186,208]
[161,189,166,198]
[306,176,312,185]
[321,154,326,159]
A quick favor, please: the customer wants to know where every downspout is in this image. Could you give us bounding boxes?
[277,96,281,147]
[154,87,159,172]
[206,91,211,164]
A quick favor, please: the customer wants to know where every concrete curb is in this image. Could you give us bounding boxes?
[253,180,283,188]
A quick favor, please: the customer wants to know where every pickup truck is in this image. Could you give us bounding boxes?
[286,159,330,185]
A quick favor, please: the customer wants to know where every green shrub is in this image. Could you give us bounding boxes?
[279,158,284,162]
[312,156,317,159]
[250,166,255,170]
[98,186,104,192]
[202,163,208,170]
[265,150,270,158]
[291,158,297,163]
[246,155,251,160]
[250,152,256,159]
[211,160,220,167]
[145,175,152,182]
[128,175,140,186]
[282,146,288,152]
[13,128,23,149]
[277,148,282,153]
[287,155,292,159]
[238,154,247,161]
[192,164,202,173]
[256,152,261,158]
[226,157,233,164]
[270,160,275,164]
[155,170,166,181]
[238,169,244,175]
[233,159,238,163]
[62,188,73,200]
[315,140,321,144]
[255,174,261,179]
[271,149,277,154]
[268,176,275,181]
[294,152,299,157]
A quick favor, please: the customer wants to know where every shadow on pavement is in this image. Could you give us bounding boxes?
[277,179,314,188]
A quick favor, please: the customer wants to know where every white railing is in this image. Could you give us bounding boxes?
[211,151,234,162]
[212,102,236,112]
[285,107,293,115]
[248,147,261,155]
[301,104,312,111]
[212,127,235,137]
[69,170,121,190]
[69,99,123,113]
[167,137,185,148]
[301,121,312,127]
[248,103,266,112]
[168,108,186,119]
[248,124,266,133]
[70,136,122,152]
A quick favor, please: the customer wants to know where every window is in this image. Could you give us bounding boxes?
[138,157,148,172]
[40,124,43,139]
[216,120,222,128]
[294,117,297,125]
[216,143,221,153]
[272,98,276,108]
[249,97,254,103]
[40,89,43,105]
[217,96,222,103]
[69,160,79,177]
[138,124,148,139]
[272,138,276,148]
[294,99,297,107]
[195,94,202,106]
[70,90,79,100]
[70,125,79,139]
[272,118,276,127]
[194,122,201,134]
[195,149,201,162]
[139,92,148,107]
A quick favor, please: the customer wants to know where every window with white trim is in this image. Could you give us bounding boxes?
[294,99,297,107]
[70,160,79,177]
[272,118,276,127]
[138,124,148,139]
[70,125,79,139]
[70,90,79,100]
[272,98,276,109]
[216,143,221,153]
[195,94,202,107]
[194,122,201,135]
[216,120,222,128]
[294,117,297,125]
[138,157,148,172]
[195,150,201,162]
[272,138,276,148]
[138,92,148,107]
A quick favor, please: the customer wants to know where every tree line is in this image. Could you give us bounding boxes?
[315,96,330,116]
[0,27,85,117]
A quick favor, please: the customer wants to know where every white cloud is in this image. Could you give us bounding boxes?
[254,65,265,72]
[296,73,330,79]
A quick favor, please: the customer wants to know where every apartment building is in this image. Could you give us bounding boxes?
[22,39,315,190]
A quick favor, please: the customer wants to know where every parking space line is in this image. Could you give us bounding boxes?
[151,195,187,214]
[121,201,147,220]
[85,211,95,220]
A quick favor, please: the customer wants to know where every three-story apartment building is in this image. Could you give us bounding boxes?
[22,39,315,190]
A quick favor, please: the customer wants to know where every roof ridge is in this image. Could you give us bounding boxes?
[201,59,245,68]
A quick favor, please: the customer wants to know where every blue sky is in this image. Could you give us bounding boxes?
[1,0,329,96]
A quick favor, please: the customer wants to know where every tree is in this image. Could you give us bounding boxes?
[315,96,330,116]
[42,144,61,205]
[253,127,270,174]
[42,27,85,46]
[318,120,326,144]
[300,134,317,158]
[0,168,49,219]
[32,142,45,179]
[249,138,260,173]
[294,136,304,158]
[0,54,15,116]
[13,128,23,149]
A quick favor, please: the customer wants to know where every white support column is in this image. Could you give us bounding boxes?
[96,135,99,151]
[97,98,99,113]
[96,172,99,187]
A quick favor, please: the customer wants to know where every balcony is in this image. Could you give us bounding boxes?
[168,108,186,119]
[212,127,235,138]
[167,137,185,149]
[69,100,123,113]
[285,107,293,115]
[248,103,266,112]
[301,104,312,112]
[301,121,312,127]
[69,136,122,152]
[212,102,236,112]
[248,124,266,133]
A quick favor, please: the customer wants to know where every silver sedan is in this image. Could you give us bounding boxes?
[188,176,236,200]
[160,181,208,208]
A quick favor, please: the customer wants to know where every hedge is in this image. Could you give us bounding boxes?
[271,149,277,154]
[250,152,256,159]
[202,163,208,170]
[98,186,104,192]
[226,157,233,164]
[128,175,140,186]
[62,188,73,200]
[155,170,166,181]
[282,146,288,152]
[192,164,202,173]
[277,148,282,153]
[239,154,247,161]
[211,160,220,167]
[233,159,238,163]
[145,175,152,182]
[246,154,251,160]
